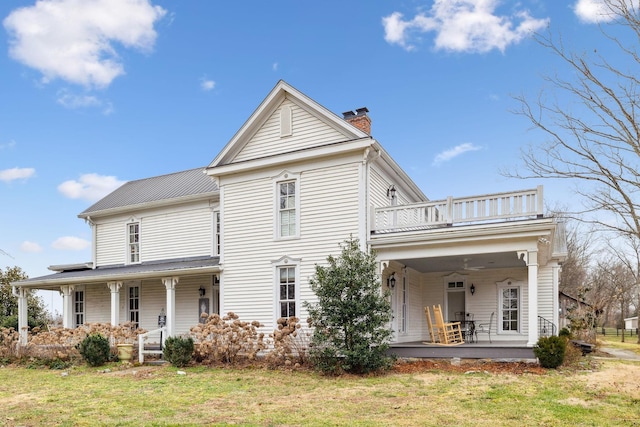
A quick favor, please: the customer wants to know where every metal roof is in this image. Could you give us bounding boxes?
[79,167,218,217]
[14,256,220,288]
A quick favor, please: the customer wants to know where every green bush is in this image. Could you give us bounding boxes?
[558,327,572,339]
[77,334,111,367]
[163,336,194,367]
[533,335,567,369]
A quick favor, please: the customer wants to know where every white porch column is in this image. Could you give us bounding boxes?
[162,277,179,337]
[107,281,123,326]
[521,250,539,347]
[60,285,75,328]
[13,286,28,345]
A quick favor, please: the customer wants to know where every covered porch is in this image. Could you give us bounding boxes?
[389,341,534,360]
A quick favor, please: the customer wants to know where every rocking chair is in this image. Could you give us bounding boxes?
[430,304,465,345]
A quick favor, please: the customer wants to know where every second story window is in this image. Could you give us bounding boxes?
[214,211,221,256]
[128,222,140,263]
[278,181,296,238]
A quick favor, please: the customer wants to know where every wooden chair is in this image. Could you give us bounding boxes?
[432,304,464,345]
[424,306,438,343]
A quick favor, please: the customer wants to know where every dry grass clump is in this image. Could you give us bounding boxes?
[264,316,310,369]
[190,312,266,364]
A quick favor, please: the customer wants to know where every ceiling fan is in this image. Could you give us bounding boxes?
[463,258,485,271]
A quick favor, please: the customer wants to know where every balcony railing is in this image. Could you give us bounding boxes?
[372,186,544,233]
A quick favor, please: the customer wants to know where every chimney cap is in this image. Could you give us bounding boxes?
[342,110,356,119]
[355,107,369,116]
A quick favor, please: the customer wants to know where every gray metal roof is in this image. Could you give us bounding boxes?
[15,256,220,288]
[79,167,218,217]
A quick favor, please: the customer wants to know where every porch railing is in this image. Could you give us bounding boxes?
[372,186,544,233]
[138,327,166,364]
[538,316,557,337]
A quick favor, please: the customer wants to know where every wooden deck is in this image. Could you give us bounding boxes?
[389,341,535,361]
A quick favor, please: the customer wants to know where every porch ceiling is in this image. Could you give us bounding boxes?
[397,251,526,274]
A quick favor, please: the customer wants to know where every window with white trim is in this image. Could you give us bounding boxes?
[127,222,140,263]
[499,284,520,332]
[278,266,296,318]
[74,290,84,327]
[128,285,140,328]
[214,210,221,256]
[274,172,300,239]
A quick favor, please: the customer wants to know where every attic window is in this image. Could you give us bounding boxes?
[280,106,292,137]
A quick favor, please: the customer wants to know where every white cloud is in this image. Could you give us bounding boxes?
[20,241,43,253]
[52,236,91,251]
[432,143,482,165]
[56,89,114,114]
[383,0,549,53]
[58,173,125,201]
[0,167,36,182]
[272,62,279,71]
[3,0,167,88]
[200,78,215,91]
[574,0,615,23]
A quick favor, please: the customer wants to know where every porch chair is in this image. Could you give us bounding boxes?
[432,304,464,345]
[424,306,438,343]
[475,312,494,343]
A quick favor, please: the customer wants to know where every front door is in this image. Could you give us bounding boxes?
[446,290,465,322]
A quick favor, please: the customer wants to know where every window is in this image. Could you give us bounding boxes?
[127,222,140,263]
[278,266,296,318]
[500,286,520,332]
[74,290,84,327]
[214,211,221,256]
[128,286,140,327]
[278,181,296,237]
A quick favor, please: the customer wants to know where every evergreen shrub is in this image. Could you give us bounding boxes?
[163,336,194,367]
[533,335,567,368]
[77,334,111,367]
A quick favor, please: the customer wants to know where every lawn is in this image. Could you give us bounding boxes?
[598,328,640,355]
[1,358,639,426]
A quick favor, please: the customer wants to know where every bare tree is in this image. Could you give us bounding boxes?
[559,221,592,297]
[509,0,640,241]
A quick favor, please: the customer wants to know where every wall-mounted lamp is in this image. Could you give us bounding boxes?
[199,286,206,297]
[387,272,396,289]
[213,275,220,285]
[470,283,475,296]
[387,185,396,199]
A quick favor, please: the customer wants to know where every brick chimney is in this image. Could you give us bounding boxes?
[342,107,371,135]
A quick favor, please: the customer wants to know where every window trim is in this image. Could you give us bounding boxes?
[497,279,521,334]
[273,171,300,240]
[74,289,85,328]
[213,210,221,256]
[272,256,301,326]
[127,284,140,328]
[126,220,141,265]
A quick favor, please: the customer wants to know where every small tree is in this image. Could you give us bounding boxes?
[304,237,393,375]
[0,266,48,330]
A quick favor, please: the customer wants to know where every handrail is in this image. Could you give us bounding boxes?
[538,316,557,337]
[373,186,543,233]
[138,326,166,364]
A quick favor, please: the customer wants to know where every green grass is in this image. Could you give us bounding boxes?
[0,360,639,426]
[598,328,640,355]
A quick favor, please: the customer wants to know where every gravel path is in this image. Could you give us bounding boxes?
[598,347,640,361]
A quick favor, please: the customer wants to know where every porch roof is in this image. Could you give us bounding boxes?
[13,256,220,290]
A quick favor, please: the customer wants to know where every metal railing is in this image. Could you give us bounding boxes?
[373,186,544,233]
[538,316,557,337]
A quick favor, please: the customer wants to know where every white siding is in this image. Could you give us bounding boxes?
[85,284,110,324]
[221,160,361,330]
[234,99,347,163]
[537,264,555,324]
[93,201,214,267]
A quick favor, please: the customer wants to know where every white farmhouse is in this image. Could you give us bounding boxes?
[13,81,567,358]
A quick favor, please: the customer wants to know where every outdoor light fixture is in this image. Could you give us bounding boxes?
[387,272,396,289]
[199,286,206,297]
[213,275,220,285]
[470,283,475,296]
[387,184,397,199]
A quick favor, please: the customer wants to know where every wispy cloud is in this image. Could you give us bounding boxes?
[574,0,614,23]
[20,241,42,253]
[200,78,215,91]
[0,140,16,150]
[3,0,166,88]
[56,89,114,114]
[58,173,125,202]
[273,62,279,71]
[432,143,482,165]
[383,0,548,53]
[52,236,91,251]
[0,167,36,182]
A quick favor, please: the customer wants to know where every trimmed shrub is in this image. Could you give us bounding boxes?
[558,327,572,339]
[163,336,194,367]
[77,334,111,367]
[533,335,567,369]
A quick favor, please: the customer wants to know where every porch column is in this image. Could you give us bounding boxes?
[162,277,179,337]
[60,285,75,328]
[107,281,123,326]
[521,250,539,347]
[13,286,28,345]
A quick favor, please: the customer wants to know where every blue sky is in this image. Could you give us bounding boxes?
[0,0,622,312]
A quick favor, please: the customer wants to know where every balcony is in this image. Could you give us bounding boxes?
[372,186,544,234]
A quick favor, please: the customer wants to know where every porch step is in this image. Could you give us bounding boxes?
[389,343,535,360]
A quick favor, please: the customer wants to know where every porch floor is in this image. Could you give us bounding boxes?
[389,341,535,361]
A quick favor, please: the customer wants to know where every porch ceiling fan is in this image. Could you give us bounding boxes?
[462,258,485,271]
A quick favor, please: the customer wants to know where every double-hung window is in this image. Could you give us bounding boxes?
[129,285,140,328]
[274,172,300,239]
[74,290,84,327]
[127,222,140,263]
[498,280,521,333]
[278,266,296,318]
[213,210,221,256]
